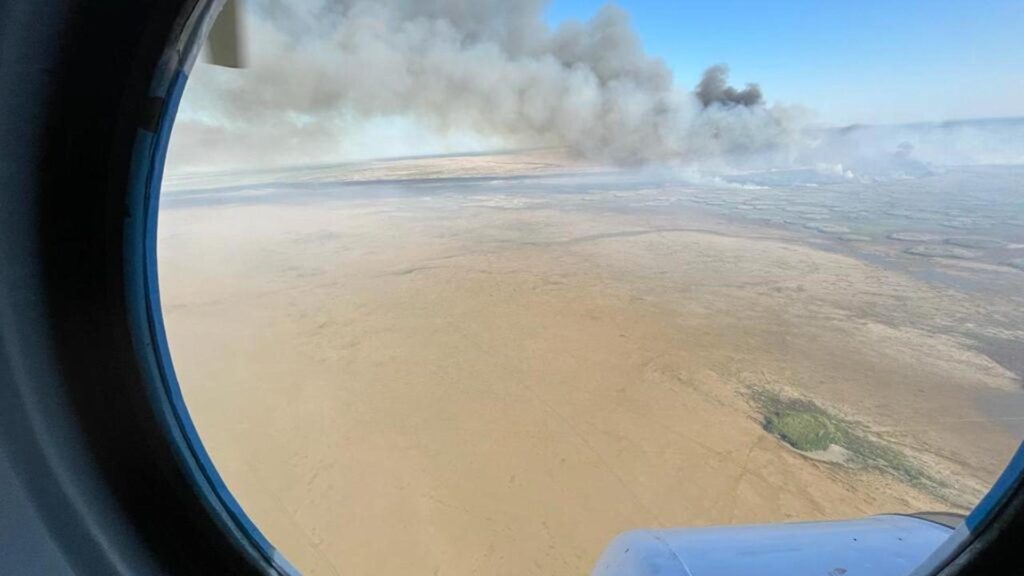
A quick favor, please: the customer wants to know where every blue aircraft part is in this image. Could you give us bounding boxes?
[966,441,1024,531]
[124,66,299,574]
[910,440,1024,575]
[591,515,952,576]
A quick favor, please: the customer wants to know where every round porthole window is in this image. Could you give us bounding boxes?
[155,2,1024,575]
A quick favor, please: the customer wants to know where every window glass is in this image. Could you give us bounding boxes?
[161,2,1024,574]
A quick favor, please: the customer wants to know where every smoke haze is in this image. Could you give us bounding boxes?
[168,0,803,172]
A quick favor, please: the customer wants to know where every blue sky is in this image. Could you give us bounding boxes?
[547,0,1024,125]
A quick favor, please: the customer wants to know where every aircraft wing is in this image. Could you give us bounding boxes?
[593,515,955,576]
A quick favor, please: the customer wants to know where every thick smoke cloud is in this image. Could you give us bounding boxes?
[696,65,763,108]
[168,0,803,172]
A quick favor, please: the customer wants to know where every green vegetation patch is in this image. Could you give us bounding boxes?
[764,409,841,452]
[750,388,942,494]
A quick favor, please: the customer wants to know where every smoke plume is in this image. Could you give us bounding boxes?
[696,65,763,108]
[168,0,804,172]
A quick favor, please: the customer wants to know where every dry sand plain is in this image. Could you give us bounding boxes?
[159,153,1023,576]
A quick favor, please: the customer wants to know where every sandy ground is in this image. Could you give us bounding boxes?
[160,155,1022,576]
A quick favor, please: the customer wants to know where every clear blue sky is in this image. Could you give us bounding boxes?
[547,0,1024,125]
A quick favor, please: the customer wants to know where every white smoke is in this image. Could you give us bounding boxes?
[168,0,807,172]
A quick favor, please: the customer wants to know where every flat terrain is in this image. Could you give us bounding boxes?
[160,152,1024,576]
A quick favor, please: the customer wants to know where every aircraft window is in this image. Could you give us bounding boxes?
[159,1,1024,574]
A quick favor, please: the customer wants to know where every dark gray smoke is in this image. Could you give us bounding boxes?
[696,65,763,108]
[168,0,804,171]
